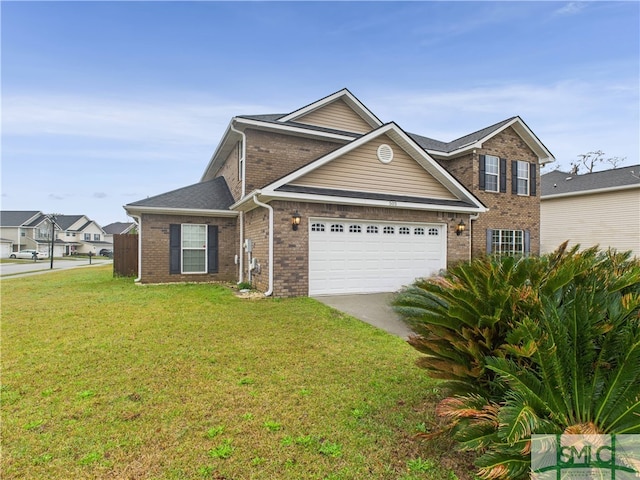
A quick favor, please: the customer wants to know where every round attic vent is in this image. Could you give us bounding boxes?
[377,144,394,164]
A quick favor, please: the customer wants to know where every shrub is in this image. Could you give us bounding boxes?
[394,244,640,479]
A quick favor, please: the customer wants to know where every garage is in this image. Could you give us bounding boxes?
[309,218,446,295]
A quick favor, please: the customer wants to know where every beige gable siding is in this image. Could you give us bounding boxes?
[291,135,458,200]
[541,188,640,257]
[294,99,373,134]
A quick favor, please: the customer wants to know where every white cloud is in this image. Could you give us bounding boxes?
[554,2,588,16]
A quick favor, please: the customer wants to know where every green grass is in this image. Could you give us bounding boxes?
[1,267,474,479]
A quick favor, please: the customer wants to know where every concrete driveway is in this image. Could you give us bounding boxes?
[313,292,413,339]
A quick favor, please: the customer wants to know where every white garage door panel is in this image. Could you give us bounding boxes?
[309,219,446,295]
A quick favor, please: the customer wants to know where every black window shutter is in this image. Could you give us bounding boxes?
[511,160,518,194]
[169,224,181,274]
[500,158,507,193]
[524,230,531,254]
[479,155,486,190]
[207,225,219,273]
[530,163,537,196]
[486,229,493,254]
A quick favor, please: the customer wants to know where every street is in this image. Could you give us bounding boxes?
[0,258,113,279]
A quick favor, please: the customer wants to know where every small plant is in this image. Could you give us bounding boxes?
[77,390,95,399]
[281,435,293,446]
[318,441,342,457]
[208,439,234,459]
[238,377,255,386]
[407,457,435,473]
[205,425,224,438]
[237,282,252,290]
[263,420,282,432]
[298,388,310,396]
[24,420,44,431]
[198,465,213,476]
[33,453,53,465]
[251,456,265,466]
[294,435,316,448]
[79,451,102,465]
[241,413,253,420]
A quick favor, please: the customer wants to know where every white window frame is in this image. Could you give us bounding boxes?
[84,233,91,241]
[491,229,524,257]
[516,161,530,195]
[485,155,499,192]
[181,224,207,274]
[238,140,244,181]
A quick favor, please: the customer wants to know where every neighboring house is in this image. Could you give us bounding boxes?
[54,215,110,255]
[125,88,554,296]
[0,211,55,257]
[102,222,137,245]
[0,238,14,258]
[541,165,640,257]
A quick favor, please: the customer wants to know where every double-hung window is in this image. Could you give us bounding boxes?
[516,161,529,195]
[511,160,537,196]
[170,224,219,274]
[479,155,506,192]
[487,229,530,257]
[84,233,91,241]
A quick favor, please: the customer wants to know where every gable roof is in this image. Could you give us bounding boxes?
[278,88,383,130]
[0,210,43,227]
[238,122,486,214]
[103,222,136,235]
[125,176,237,217]
[541,165,640,198]
[55,215,87,231]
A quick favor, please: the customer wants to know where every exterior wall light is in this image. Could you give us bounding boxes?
[456,219,466,236]
[291,211,301,231]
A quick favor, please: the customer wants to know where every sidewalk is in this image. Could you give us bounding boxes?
[0,258,112,279]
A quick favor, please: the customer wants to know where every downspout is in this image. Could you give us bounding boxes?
[229,120,246,284]
[129,214,142,283]
[252,194,274,297]
[469,213,480,259]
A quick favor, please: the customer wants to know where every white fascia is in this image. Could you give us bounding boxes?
[541,183,640,200]
[123,206,239,218]
[278,88,383,128]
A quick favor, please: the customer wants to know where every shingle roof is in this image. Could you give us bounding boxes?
[103,222,135,235]
[55,215,86,231]
[127,176,234,210]
[541,165,640,197]
[237,114,362,138]
[0,211,42,227]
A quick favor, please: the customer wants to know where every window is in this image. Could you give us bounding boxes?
[399,227,410,235]
[428,228,439,236]
[170,224,218,275]
[479,155,507,193]
[383,226,394,235]
[488,229,527,257]
[330,224,344,233]
[366,225,378,234]
[516,161,529,195]
[414,227,425,235]
[237,140,244,181]
[94,234,100,241]
[311,223,325,232]
[84,233,91,241]
[349,225,362,233]
[512,160,537,196]
[484,155,499,192]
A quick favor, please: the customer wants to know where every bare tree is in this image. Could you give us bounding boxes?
[570,150,627,174]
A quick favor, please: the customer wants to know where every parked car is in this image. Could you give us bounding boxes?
[9,249,48,259]
[99,249,113,257]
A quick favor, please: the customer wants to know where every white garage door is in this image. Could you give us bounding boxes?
[309,219,446,295]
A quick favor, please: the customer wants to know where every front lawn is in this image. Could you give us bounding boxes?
[1,267,472,479]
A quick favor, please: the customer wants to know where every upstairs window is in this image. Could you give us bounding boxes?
[512,160,537,196]
[237,140,244,181]
[94,234,100,241]
[84,233,91,241]
[479,155,507,193]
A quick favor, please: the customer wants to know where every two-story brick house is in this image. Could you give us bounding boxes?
[124,89,554,296]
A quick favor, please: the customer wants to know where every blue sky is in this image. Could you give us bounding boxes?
[2,1,638,227]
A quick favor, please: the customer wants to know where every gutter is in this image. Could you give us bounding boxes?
[127,213,142,283]
[252,194,274,297]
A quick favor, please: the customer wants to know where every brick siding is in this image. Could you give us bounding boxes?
[138,213,237,284]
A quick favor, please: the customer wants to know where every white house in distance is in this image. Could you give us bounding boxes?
[102,222,136,245]
[541,165,640,257]
[0,211,54,256]
[54,215,111,256]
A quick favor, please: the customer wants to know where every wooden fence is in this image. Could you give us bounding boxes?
[113,234,138,277]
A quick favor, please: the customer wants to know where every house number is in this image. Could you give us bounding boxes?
[388,201,397,206]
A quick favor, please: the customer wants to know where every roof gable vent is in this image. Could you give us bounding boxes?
[377,144,394,164]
